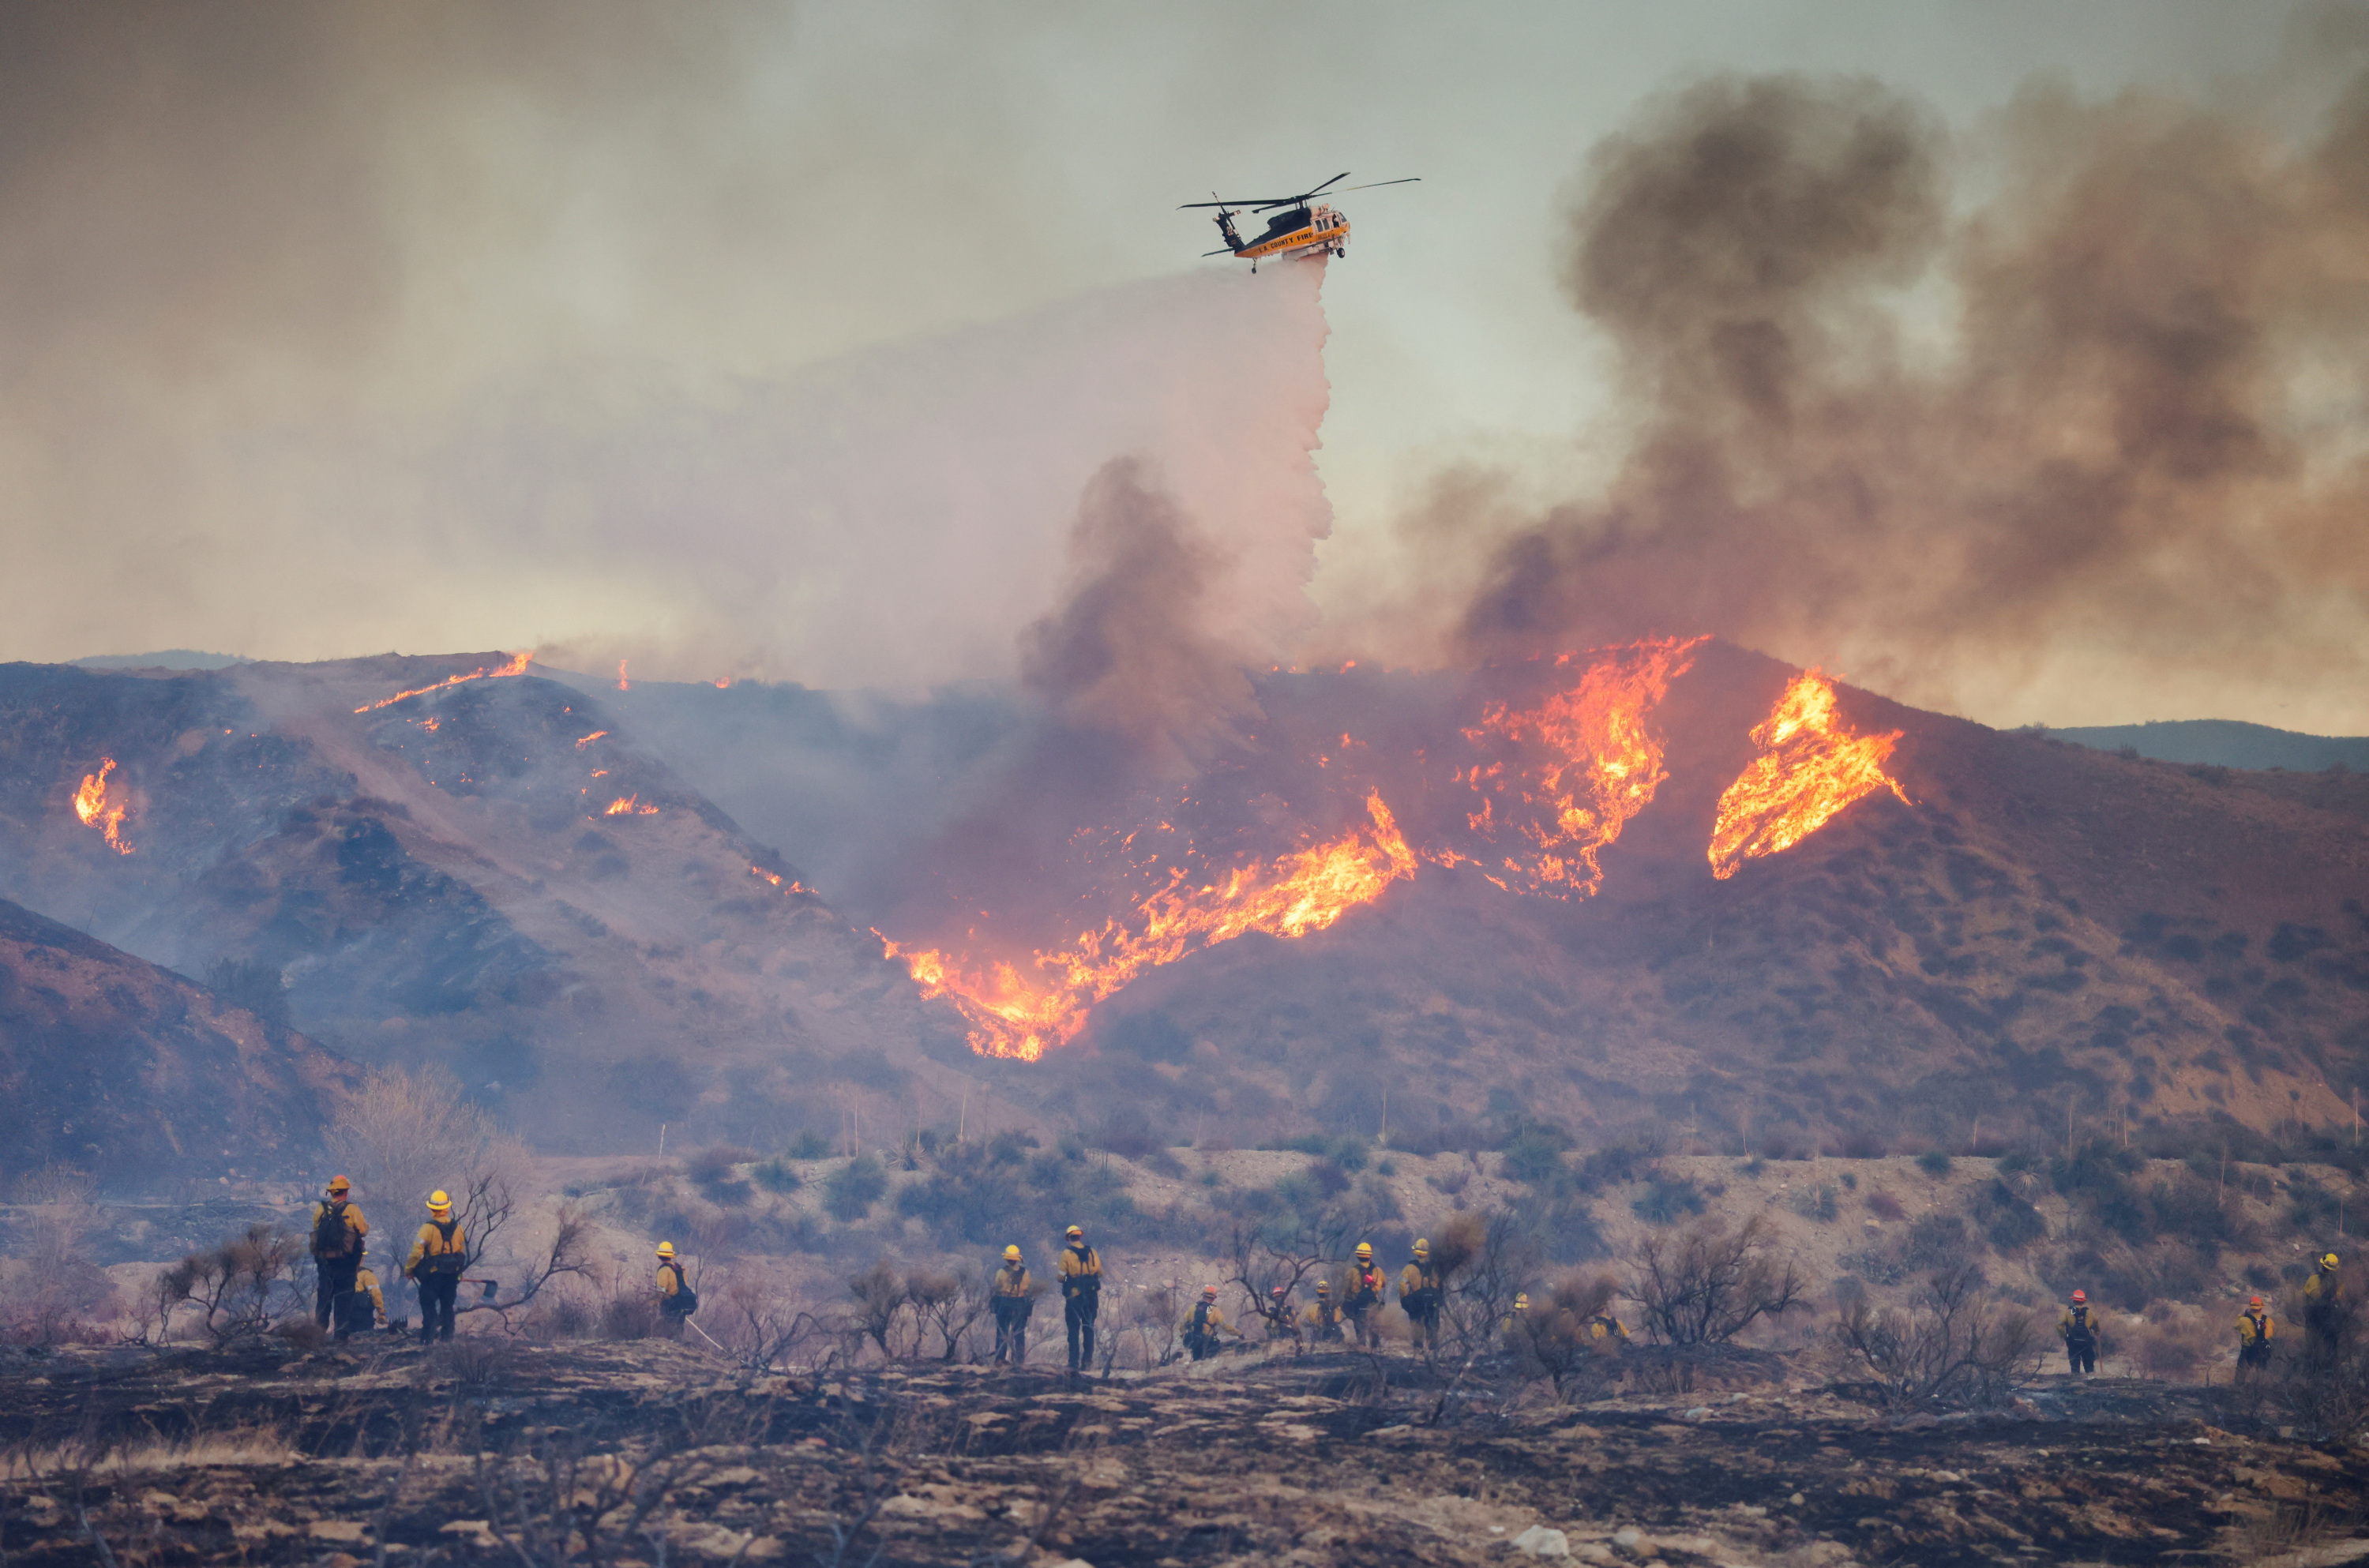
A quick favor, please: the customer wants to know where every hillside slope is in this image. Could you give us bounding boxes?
[0,896,355,1186]
[595,643,2369,1153]
[0,657,966,1153]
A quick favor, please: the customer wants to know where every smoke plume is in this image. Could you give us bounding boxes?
[1415,60,2369,725]
[1019,459,1257,775]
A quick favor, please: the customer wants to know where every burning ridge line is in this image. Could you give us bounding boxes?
[886,791,1416,1062]
[1709,670,1909,880]
[72,758,133,854]
[354,651,534,715]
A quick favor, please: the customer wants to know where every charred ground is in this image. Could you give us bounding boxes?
[1,1338,2362,1566]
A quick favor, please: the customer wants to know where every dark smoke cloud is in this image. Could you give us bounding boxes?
[1440,62,2369,721]
[1019,459,1256,775]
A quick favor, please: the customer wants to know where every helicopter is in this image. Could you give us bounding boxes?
[1181,171,1418,271]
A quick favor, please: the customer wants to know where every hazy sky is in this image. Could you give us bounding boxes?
[3,2,2360,731]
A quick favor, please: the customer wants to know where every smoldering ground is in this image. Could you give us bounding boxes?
[1360,38,2369,730]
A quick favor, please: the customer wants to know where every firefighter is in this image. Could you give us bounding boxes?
[332,1265,389,1340]
[2303,1253,2345,1359]
[2058,1289,2101,1376]
[309,1176,369,1330]
[403,1191,468,1343]
[1400,1238,1444,1354]
[991,1244,1034,1365]
[1344,1242,1387,1349]
[1303,1280,1346,1344]
[2236,1295,2275,1375]
[1586,1310,1630,1345]
[1057,1224,1102,1372]
[1262,1284,1301,1344]
[1501,1291,1530,1344]
[1181,1285,1232,1360]
[655,1242,698,1339]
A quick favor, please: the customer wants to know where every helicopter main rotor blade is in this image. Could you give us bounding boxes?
[1331,177,1420,193]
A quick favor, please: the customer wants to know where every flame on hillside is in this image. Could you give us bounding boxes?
[355,651,533,715]
[1457,636,1704,896]
[1708,671,1909,880]
[602,795,659,816]
[575,731,607,748]
[72,759,133,854]
[751,866,812,895]
[887,791,1416,1060]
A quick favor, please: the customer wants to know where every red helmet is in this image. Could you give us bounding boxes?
[2250,1296,2265,1308]
[2071,1290,2087,1303]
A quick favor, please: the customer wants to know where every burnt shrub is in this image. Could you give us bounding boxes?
[895,1131,1140,1248]
[1973,1179,2046,1252]
[1916,1151,1954,1177]
[1574,1137,1665,1192]
[1866,1191,1907,1222]
[1631,1176,1706,1225]
[687,1143,758,1206]
[1502,1122,1573,1184]
[751,1157,802,1194]
[823,1155,888,1223]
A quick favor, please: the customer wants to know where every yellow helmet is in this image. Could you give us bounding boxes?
[656,1241,675,1259]
[1003,1244,1021,1263]
[1515,1292,1530,1311]
[1355,1242,1372,1260]
[327,1175,351,1194]
[1413,1238,1429,1258]
[1317,1280,1331,1294]
[2324,1253,2341,1270]
[426,1190,452,1214]
[1065,1225,1084,1240]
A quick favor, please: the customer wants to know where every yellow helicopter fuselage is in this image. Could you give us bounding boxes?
[1237,204,1348,261]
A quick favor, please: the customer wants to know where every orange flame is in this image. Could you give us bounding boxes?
[72,759,133,854]
[750,865,812,895]
[1708,671,1909,880]
[355,651,533,715]
[575,730,607,749]
[602,795,659,816]
[713,677,732,689]
[888,791,1416,1060]
[1458,636,1703,897]
[617,660,630,692]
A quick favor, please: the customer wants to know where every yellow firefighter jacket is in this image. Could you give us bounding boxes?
[2237,1308,2274,1346]
[1346,1265,1387,1311]
[351,1267,387,1326]
[2059,1304,2104,1344]
[1057,1244,1102,1299]
[404,1217,468,1280]
[1399,1261,1443,1305]
[994,1264,1033,1300]
[310,1199,369,1260]
[1303,1298,1345,1337]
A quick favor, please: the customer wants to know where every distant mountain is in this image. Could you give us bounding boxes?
[0,895,355,1187]
[2051,719,2369,773]
[72,651,251,672]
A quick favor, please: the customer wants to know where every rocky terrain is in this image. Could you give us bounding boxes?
[1,1337,2363,1566]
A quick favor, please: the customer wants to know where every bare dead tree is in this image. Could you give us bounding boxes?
[154,1224,304,1344]
[454,1195,594,1330]
[1508,1272,1623,1400]
[908,1264,989,1362]
[1834,1265,2045,1412]
[1436,1210,1539,1358]
[846,1260,914,1361]
[1628,1214,1804,1345]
